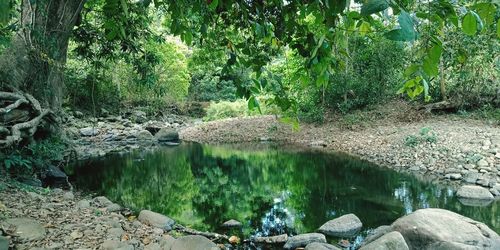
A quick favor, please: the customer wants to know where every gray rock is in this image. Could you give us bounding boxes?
[171,235,218,250]
[63,191,74,200]
[159,235,176,250]
[2,218,46,241]
[464,172,480,184]
[101,240,134,250]
[144,243,161,250]
[74,111,84,118]
[222,219,242,228]
[444,173,462,180]
[318,213,362,237]
[135,130,154,140]
[155,128,179,142]
[457,185,494,201]
[252,234,288,244]
[0,236,9,250]
[391,208,500,250]
[105,203,121,212]
[80,127,98,136]
[42,165,68,188]
[76,200,91,209]
[362,225,392,246]
[138,210,175,231]
[477,159,489,168]
[94,196,113,207]
[305,242,341,250]
[107,227,124,239]
[359,231,409,250]
[283,233,327,249]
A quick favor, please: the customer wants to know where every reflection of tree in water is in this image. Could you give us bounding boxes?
[254,193,296,237]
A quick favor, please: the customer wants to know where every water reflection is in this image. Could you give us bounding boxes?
[69,143,499,238]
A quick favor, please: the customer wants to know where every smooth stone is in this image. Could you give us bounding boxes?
[135,130,154,140]
[138,210,175,231]
[359,231,409,250]
[105,203,121,212]
[42,165,68,188]
[144,243,161,250]
[362,225,393,246]
[318,213,362,237]
[154,128,179,142]
[391,208,500,249]
[252,234,288,244]
[107,227,124,239]
[76,200,91,209]
[456,185,494,200]
[283,233,327,249]
[222,219,242,228]
[80,127,98,136]
[94,196,113,207]
[170,235,218,250]
[477,159,489,168]
[305,242,341,250]
[2,218,46,241]
[158,235,176,250]
[63,191,74,200]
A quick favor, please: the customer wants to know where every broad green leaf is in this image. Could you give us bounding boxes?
[422,79,430,102]
[474,3,496,26]
[462,11,477,36]
[385,11,417,41]
[208,0,219,11]
[428,44,443,64]
[404,64,420,77]
[361,0,389,16]
[423,57,438,77]
[359,21,371,35]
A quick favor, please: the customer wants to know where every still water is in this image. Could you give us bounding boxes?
[68,142,499,242]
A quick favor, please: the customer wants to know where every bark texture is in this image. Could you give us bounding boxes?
[0,0,86,111]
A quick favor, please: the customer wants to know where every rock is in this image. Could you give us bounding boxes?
[228,235,240,244]
[108,227,124,239]
[144,243,161,250]
[310,140,327,148]
[76,199,91,209]
[155,128,179,142]
[42,165,68,188]
[63,191,74,200]
[74,111,84,118]
[464,172,480,184]
[391,208,500,249]
[106,203,121,212]
[101,240,134,250]
[283,233,327,249]
[170,235,218,250]
[252,234,288,244]
[362,225,393,246]
[318,213,362,237]
[478,159,489,168]
[0,236,9,250]
[80,127,98,136]
[100,108,110,117]
[159,235,176,250]
[70,230,83,239]
[222,219,242,228]
[138,210,175,231]
[305,242,341,250]
[135,130,154,140]
[94,196,113,207]
[2,218,46,241]
[132,110,148,124]
[444,173,462,180]
[456,185,494,206]
[359,231,409,250]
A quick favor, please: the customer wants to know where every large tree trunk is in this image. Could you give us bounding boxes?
[0,0,86,111]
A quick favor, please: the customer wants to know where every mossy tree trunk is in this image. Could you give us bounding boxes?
[0,0,86,112]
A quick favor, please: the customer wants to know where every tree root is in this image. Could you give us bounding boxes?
[173,224,229,240]
[0,88,55,148]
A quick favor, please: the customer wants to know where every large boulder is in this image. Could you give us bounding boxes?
[170,235,218,250]
[359,231,409,250]
[362,225,392,246]
[305,242,341,250]
[155,128,179,142]
[135,130,154,140]
[222,219,242,228]
[41,165,68,188]
[2,218,46,241]
[456,185,494,206]
[138,210,175,231]
[283,233,327,249]
[318,213,362,237]
[391,208,500,249]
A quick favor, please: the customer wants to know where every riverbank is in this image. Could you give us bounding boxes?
[181,101,500,196]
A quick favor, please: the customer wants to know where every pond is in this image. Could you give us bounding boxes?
[68,142,499,246]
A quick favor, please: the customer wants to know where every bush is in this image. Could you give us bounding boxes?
[203,97,280,121]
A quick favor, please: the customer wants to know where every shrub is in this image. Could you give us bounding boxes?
[203,98,280,121]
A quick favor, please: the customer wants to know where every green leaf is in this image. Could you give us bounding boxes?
[473,3,496,27]
[428,44,443,64]
[385,11,417,41]
[462,11,477,36]
[208,0,219,11]
[423,58,438,77]
[359,21,371,35]
[361,0,389,16]
[422,78,430,102]
[0,0,10,25]
[404,64,420,77]
[120,0,129,16]
[497,19,500,38]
